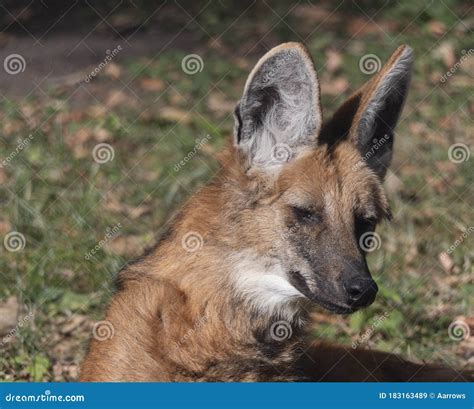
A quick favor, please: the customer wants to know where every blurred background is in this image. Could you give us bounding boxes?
[0,0,472,381]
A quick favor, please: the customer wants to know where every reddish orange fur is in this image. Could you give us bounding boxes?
[80,44,472,382]
[80,143,471,382]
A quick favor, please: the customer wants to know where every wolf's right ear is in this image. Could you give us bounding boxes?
[234,42,322,170]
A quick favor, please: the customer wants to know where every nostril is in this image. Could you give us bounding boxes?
[343,277,378,306]
[345,282,363,298]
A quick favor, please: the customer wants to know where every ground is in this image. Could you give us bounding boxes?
[0,1,472,381]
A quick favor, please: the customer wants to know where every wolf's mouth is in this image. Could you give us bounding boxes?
[288,271,357,315]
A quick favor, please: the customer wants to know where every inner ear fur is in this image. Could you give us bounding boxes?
[234,42,323,169]
[320,45,414,179]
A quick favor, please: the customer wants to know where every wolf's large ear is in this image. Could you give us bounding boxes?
[234,42,322,169]
[321,45,413,179]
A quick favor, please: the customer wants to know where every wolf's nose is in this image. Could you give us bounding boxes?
[343,277,378,307]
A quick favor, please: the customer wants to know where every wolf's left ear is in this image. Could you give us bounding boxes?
[234,42,322,169]
[321,45,414,179]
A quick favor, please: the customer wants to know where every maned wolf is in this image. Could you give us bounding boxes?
[81,43,472,382]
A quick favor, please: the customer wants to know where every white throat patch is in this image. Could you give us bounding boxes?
[230,251,305,322]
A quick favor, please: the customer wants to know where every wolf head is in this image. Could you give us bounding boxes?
[229,43,413,315]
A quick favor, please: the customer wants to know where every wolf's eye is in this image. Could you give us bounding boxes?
[291,206,321,224]
[354,216,377,237]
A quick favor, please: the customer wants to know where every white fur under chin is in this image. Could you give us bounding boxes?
[230,251,306,323]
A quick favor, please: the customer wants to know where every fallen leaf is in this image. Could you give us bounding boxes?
[460,51,474,74]
[435,160,457,175]
[434,41,456,68]
[169,89,186,105]
[450,75,472,87]
[0,296,19,336]
[104,62,121,79]
[2,119,23,136]
[140,77,165,92]
[53,362,80,382]
[438,252,454,273]
[404,243,419,264]
[87,106,108,118]
[159,107,193,125]
[106,90,128,108]
[345,18,398,36]
[0,219,12,235]
[320,77,348,96]
[384,170,404,196]
[426,175,449,193]
[207,93,235,118]
[325,49,342,73]
[427,20,446,36]
[438,115,459,130]
[60,314,88,335]
[104,196,152,219]
[92,127,112,142]
[73,128,94,144]
[65,128,93,159]
[292,4,340,24]
[54,111,87,126]
[441,275,473,286]
[409,121,429,136]
[128,205,152,219]
[233,57,252,70]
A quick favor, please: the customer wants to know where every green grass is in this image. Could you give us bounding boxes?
[0,1,472,380]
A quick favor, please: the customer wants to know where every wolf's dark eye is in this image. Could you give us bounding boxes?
[291,206,322,224]
[354,216,377,237]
